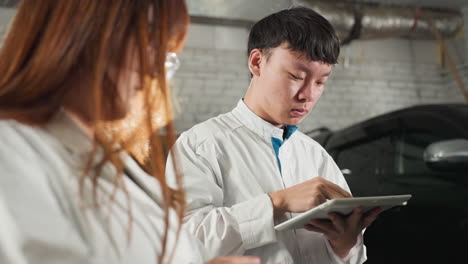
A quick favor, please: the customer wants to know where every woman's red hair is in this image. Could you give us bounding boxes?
[0,1,189,262]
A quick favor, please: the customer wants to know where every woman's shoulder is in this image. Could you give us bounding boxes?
[0,119,45,159]
[0,118,70,183]
[0,116,81,163]
[0,119,54,181]
[2,117,67,149]
[0,119,91,264]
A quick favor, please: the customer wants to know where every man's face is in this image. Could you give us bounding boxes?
[247,44,332,127]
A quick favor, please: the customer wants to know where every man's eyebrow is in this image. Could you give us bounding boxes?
[293,63,332,77]
[293,63,310,72]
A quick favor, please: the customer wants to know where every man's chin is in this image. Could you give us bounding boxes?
[283,117,304,126]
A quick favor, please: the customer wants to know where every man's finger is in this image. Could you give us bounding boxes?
[307,219,335,233]
[328,212,345,233]
[348,206,364,228]
[310,193,327,208]
[230,256,262,264]
[207,256,262,264]
[304,223,326,234]
[361,207,382,228]
[318,179,352,199]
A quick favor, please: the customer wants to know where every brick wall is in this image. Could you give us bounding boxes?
[171,47,250,131]
[173,24,467,133]
[171,24,251,132]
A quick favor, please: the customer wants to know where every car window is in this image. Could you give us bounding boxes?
[396,131,466,182]
[396,132,443,175]
[335,135,397,196]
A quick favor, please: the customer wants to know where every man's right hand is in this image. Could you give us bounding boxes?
[268,177,351,216]
[205,256,261,264]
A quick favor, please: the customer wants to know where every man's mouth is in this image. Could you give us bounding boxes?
[290,108,308,117]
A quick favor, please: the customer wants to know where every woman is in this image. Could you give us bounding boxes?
[0,1,259,263]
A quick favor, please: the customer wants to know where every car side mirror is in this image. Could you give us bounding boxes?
[423,139,468,171]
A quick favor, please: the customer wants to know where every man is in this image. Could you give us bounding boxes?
[167,7,380,264]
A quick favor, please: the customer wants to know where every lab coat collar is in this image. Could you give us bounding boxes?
[44,110,165,207]
[232,99,293,141]
[44,110,94,156]
[121,153,164,206]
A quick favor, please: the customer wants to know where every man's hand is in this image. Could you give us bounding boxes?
[205,256,261,264]
[268,177,352,216]
[304,206,382,258]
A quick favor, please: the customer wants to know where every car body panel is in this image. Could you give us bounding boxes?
[311,104,468,263]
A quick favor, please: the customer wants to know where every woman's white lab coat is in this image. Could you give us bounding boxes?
[0,111,205,264]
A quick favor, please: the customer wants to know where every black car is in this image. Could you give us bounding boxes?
[308,104,468,264]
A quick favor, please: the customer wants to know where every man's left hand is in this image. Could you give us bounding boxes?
[304,206,382,258]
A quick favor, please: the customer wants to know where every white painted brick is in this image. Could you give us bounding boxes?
[184,24,215,49]
[173,24,466,133]
[214,26,249,51]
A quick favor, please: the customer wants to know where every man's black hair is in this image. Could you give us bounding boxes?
[247,6,340,64]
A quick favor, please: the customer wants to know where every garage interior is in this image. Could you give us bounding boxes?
[1,0,466,133]
[0,1,467,264]
[178,0,467,133]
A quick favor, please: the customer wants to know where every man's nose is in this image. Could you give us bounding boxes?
[297,82,315,102]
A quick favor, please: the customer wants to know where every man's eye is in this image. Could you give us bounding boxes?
[289,73,303,81]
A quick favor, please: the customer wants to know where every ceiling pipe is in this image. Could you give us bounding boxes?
[1,0,463,45]
[295,1,463,44]
[187,0,463,45]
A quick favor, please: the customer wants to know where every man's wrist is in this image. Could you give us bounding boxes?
[268,191,285,216]
[328,239,354,259]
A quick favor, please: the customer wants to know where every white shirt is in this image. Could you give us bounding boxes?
[0,111,206,264]
[167,100,366,264]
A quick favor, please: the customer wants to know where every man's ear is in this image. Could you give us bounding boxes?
[248,49,263,77]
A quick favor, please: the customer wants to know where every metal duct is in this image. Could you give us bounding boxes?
[295,1,463,44]
[187,0,463,44]
[2,0,460,43]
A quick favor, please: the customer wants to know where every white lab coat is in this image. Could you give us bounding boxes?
[0,111,206,264]
[167,100,366,264]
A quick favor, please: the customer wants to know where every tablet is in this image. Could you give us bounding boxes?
[274,194,412,231]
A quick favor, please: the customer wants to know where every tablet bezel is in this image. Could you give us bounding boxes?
[274,194,412,231]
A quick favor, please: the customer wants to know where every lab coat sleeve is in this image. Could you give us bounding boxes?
[166,135,277,259]
[324,233,367,264]
[0,127,90,264]
[319,150,367,264]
